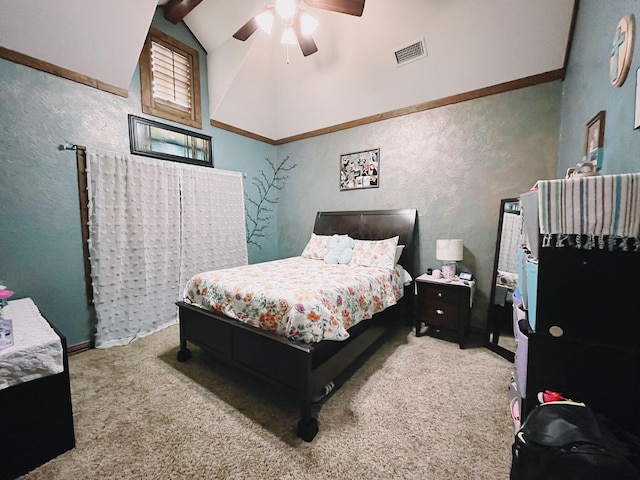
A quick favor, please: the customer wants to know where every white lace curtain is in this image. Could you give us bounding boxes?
[86,150,247,348]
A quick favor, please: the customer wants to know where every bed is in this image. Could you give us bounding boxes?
[176,208,417,441]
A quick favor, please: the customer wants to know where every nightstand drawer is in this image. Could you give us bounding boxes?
[423,286,463,305]
[422,301,459,328]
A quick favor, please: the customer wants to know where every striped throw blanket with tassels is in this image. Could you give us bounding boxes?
[537,173,640,250]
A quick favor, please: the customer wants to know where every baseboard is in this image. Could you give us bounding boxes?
[67,341,92,356]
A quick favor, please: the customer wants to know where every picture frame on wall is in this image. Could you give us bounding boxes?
[584,111,605,170]
[339,148,379,191]
[128,115,213,167]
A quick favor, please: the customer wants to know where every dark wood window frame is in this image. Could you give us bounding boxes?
[139,27,202,129]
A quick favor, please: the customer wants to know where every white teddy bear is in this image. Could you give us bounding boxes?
[324,234,355,264]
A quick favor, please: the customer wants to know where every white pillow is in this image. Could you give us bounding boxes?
[351,236,399,270]
[394,245,405,265]
[301,234,331,260]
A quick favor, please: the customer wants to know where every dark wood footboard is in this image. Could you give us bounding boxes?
[176,300,399,440]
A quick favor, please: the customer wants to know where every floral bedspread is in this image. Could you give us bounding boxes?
[183,257,405,343]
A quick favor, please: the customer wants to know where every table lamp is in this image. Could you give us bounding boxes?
[436,239,463,279]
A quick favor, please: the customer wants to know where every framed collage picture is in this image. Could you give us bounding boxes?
[339,148,379,190]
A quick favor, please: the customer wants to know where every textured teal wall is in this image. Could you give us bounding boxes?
[276,82,562,327]
[0,7,569,343]
[558,0,640,175]
[0,10,274,346]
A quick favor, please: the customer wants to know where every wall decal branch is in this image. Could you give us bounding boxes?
[245,155,297,249]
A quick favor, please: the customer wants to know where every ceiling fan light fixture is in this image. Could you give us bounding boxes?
[300,12,318,36]
[280,26,297,45]
[275,0,297,20]
[255,10,274,34]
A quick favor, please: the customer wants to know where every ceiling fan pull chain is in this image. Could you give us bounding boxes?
[286,44,290,64]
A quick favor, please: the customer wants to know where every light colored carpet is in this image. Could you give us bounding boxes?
[20,324,515,479]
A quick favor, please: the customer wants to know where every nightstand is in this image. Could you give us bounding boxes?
[414,274,475,348]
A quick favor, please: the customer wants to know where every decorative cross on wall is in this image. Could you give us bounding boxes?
[610,26,625,84]
[609,15,635,87]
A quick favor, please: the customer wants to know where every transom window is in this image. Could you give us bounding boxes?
[140,27,202,129]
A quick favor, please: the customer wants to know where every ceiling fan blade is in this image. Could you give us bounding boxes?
[298,34,318,56]
[292,14,319,56]
[304,0,365,16]
[233,18,259,41]
[163,0,203,24]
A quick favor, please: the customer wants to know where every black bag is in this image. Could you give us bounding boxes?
[510,401,640,480]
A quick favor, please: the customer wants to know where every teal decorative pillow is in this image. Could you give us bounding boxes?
[324,234,355,264]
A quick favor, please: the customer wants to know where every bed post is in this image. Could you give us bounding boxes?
[177,310,192,362]
[296,349,319,441]
[297,404,319,442]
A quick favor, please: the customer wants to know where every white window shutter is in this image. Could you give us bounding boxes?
[150,41,192,111]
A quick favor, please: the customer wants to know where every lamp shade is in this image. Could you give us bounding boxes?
[436,239,463,262]
[275,0,296,20]
[280,26,297,45]
[255,10,274,34]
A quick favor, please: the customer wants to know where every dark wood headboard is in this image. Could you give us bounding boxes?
[312,209,418,277]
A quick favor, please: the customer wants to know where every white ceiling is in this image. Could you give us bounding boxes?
[0,0,576,142]
[186,0,576,140]
[0,0,157,90]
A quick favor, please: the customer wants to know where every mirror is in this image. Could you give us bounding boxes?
[486,197,524,362]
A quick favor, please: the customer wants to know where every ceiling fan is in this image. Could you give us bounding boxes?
[232,0,365,57]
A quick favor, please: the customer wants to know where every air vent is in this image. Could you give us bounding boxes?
[394,38,427,66]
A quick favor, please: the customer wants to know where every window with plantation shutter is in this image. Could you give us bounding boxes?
[151,41,191,110]
[140,27,202,129]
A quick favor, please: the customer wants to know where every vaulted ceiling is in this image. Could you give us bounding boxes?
[0,0,576,143]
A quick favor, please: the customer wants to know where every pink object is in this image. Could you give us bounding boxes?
[0,289,14,300]
[537,390,566,404]
[510,397,521,432]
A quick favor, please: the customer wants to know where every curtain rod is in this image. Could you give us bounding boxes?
[59,142,86,151]
[58,142,245,177]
